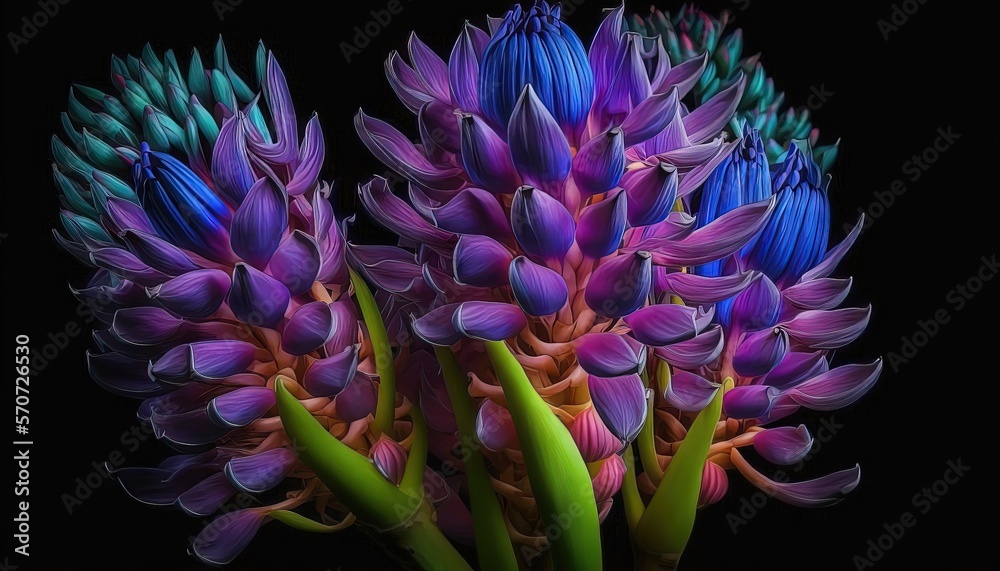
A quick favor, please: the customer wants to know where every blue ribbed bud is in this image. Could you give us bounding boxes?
[479,1,594,139]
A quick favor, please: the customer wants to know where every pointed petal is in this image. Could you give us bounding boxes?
[459,114,520,194]
[586,252,652,319]
[577,189,628,258]
[731,274,781,331]
[510,185,575,261]
[653,325,724,369]
[588,373,647,444]
[783,277,853,311]
[621,162,677,227]
[191,510,265,566]
[754,425,814,465]
[660,271,755,304]
[734,327,789,377]
[786,359,882,410]
[147,269,231,318]
[267,230,322,296]
[230,177,288,269]
[281,301,335,356]
[782,306,871,349]
[228,263,290,329]
[453,302,527,342]
[625,304,699,347]
[509,256,568,316]
[225,448,297,493]
[664,370,720,412]
[575,333,644,377]
[762,351,830,389]
[303,345,359,397]
[572,127,625,196]
[723,384,782,419]
[412,304,463,346]
[732,451,861,508]
[453,234,512,287]
[508,85,572,187]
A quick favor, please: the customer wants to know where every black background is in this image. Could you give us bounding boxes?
[3,0,998,569]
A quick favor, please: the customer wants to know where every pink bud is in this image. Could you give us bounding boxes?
[698,461,729,507]
[592,454,627,504]
[370,438,408,485]
[570,406,621,462]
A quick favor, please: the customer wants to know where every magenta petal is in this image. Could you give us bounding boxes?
[731,274,782,332]
[355,111,464,191]
[103,195,156,236]
[371,438,408,485]
[682,77,745,144]
[782,306,872,349]
[303,345,359,397]
[112,306,184,345]
[266,230,321,296]
[734,454,861,508]
[121,229,199,276]
[211,115,255,205]
[620,88,680,147]
[230,177,288,269]
[510,185,575,261]
[801,215,863,282]
[151,340,257,383]
[191,509,265,566]
[571,405,621,462]
[592,454,626,504]
[208,387,275,428]
[621,162,678,227]
[326,300,359,354]
[786,359,883,410]
[575,333,645,377]
[408,32,451,102]
[572,127,625,196]
[754,425,814,465]
[285,114,325,195]
[225,448,297,493]
[585,251,652,319]
[453,301,527,341]
[146,269,230,319]
[91,247,169,287]
[588,373,648,444]
[178,473,237,517]
[453,235,512,287]
[423,187,512,239]
[699,462,729,507]
[653,325,724,368]
[664,370,720,412]
[576,188,628,258]
[625,304,700,347]
[335,372,378,423]
[386,51,435,113]
[783,277,853,311]
[359,176,455,252]
[476,399,516,452]
[449,23,487,113]
[252,53,298,163]
[654,53,706,98]
[281,301,335,356]
[459,114,520,194]
[419,100,461,155]
[412,304,463,346]
[734,327,789,378]
[660,271,755,304]
[723,384,782,419]
[508,85,572,187]
[509,256,568,316]
[228,263,290,329]
[762,351,830,389]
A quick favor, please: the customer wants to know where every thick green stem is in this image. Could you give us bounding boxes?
[391,505,478,571]
[633,384,723,556]
[484,341,602,571]
[637,371,663,484]
[621,446,644,532]
[435,346,519,571]
[350,268,396,436]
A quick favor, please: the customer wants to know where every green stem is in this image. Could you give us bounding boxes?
[390,505,478,571]
[399,406,429,499]
[350,268,396,436]
[484,341,602,571]
[435,346,519,571]
[633,383,723,556]
[637,371,663,484]
[621,446,644,532]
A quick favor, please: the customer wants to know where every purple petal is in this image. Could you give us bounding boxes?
[782,306,872,349]
[509,256,568,316]
[423,187,512,239]
[359,176,455,252]
[734,327,789,378]
[303,345,359,397]
[335,372,378,423]
[191,509,265,566]
[660,271,755,304]
[356,111,464,191]
[412,304,463,346]
[621,163,678,228]
[250,53,298,163]
[459,114,520,194]
[664,370,720,412]
[228,263,290,329]
[572,127,625,196]
[476,399,516,452]
[783,277,853,311]
[620,88,680,147]
[575,333,644,377]
[326,300,359,354]
[731,274,782,332]
[762,351,830,389]
[149,408,231,447]
[682,77,745,144]
[87,351,163,397]
[576,189,627,258]
[449,23,487,113]
[408,32,450,102]
[91,247,169,287]
[571,405,621,462]
[592,454,627,504]
[151,340,257,383]
[801,215,863,282]
[371,438,408,485]
[230,177,288,269]
[754,425,814,465]
[178,473,237,517]
[786,359,883,410]
[723,384,782,419]
[453,235,512,287]
[733,452,861,508]
[585,251,652,319]
[147,269,230,318]
[225,448,297,493]
[418,100,461,155]
[212,115,255,205]
[281,301,335,356]
[111,306,184,345]
[121,229,199,276]
[654,53,706,98]
[285,114,325,195]
[641,198,775,267]
[588,373,648,444]
[266,230,321,296]
[453,301,527,341]
[625,304,699,347]
[386,51,434,113]
[589,5,625,105]
[208,387,275,428]
[654,325,724,368]
[508,85,572,187]
[510,185,575,261]
[103,195,155,236]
